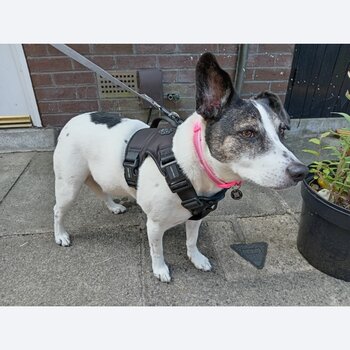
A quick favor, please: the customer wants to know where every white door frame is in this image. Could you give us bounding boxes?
[8,44,42,127]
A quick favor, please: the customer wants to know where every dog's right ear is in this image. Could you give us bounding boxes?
[196,52,237,120]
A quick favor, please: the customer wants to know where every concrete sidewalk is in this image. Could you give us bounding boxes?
[1,135,350,306]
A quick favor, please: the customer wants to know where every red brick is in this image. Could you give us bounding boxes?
[254,68,291,81]
[23,44,48,57]
[58,100,99,113]
[72,55,115,70]
[270,81,289,93]
[274,53,293,67]
[158,55,198,69]
[258,44,294,54]
[116,55,157,69]
[98,100,119,112]
[121,110,149,122]
[248,44,259,53]
[92,56,116,69]
[247,54,275,68]
[38,102,60,114]
[215,54,237,69]
[67,44,92,55]
[134,44,177,54]
[92,44,133,55]
[30,74,54,87]
[177,44,219,54]
[162,70,177,83]
[99,98,141,112]
[76,86,98,99]
[218,44,238,54]
[27,57,73,73]
[163,83,195,97]
[47,45,66,56]
[53,72,96,85]
[35,87,76,100]
[39,100,98,114]
[241,82,270,95]
[164,97,195,111]
[243,69,255,80]
[177,69,195,83]
[116,98,142,110]
[41,114,76,127]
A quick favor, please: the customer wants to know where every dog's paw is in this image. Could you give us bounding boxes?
[108,203,127,214]
[188,251,212,271]
[153,264,171,283]
[55,231,71,247]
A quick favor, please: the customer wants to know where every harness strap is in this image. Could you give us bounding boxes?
[123,127,227,220]
[158,147,227,220]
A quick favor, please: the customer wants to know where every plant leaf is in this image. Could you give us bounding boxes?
[334,180,350,188]
[308,138,321,145]
[320,131,331,138]
[331,112,350,124]
[322,146,337,151]
[309,168,318,173]
[346,90,350,101]
[302,149,320,156]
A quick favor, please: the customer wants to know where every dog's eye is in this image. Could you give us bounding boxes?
[279,125,286,138]
[240,130,256,138]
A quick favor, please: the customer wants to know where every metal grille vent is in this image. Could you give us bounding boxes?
[97,71,138,99]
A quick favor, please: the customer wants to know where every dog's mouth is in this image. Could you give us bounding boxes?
[270,181,298,190]
[244,176,300,190]
[269,176,304,190]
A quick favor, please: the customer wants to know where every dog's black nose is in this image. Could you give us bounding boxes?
[286,162,308,182]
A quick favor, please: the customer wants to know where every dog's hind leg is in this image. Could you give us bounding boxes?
[53,152,89,246]
[54,176,86,246]
[186,220,212,271]
[146,219,170,282]
[85,175,126,214]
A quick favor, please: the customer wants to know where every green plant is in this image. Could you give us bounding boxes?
[303,79,350,210]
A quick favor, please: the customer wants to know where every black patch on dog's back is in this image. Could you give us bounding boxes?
[90,112,122,128]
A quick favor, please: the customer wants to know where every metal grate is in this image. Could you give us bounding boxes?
[97,71,138,99]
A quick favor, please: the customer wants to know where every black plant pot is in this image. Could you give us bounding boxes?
[297,174,350,281]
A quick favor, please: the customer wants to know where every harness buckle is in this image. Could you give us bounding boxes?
[123,149,140,188]
[159,152,176,168]
[181,197,204,211]
[124,150,139,168]
[168,179,192,192]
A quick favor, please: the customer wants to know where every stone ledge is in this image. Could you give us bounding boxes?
[0,127,60,153]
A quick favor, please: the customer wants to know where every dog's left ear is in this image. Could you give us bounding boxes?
[254,91,291,129]
[196,52,237,120]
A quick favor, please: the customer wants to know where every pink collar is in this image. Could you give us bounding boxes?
[193,120,242,189]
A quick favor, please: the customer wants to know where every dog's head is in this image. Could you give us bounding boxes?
[196,52,308,189]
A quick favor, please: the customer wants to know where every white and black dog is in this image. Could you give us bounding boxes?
[53,52,307,282]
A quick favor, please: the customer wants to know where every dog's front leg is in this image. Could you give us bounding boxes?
[146,219,171,282]
[186,220,212,271]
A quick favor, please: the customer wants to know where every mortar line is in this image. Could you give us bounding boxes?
[0,155,34,206]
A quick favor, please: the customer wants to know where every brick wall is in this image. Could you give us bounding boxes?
[23,44,294,127]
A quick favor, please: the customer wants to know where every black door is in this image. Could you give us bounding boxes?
[285,44,350,118]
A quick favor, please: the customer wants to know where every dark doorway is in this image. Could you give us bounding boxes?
[285,44,350,118]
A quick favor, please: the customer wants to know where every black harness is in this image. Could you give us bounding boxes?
[123,126,227,220]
